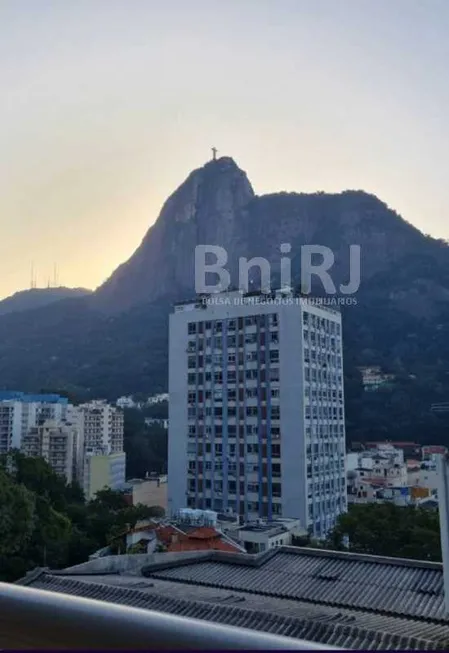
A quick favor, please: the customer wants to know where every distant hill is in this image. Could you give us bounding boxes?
[1,156,449,446]
[0,287,92,316]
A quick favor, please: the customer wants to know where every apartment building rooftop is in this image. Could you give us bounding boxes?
[173,289,341,314]
[18,546,449,650]
[0,391,68,404]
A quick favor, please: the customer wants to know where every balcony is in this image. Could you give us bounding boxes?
[0,581,342,650]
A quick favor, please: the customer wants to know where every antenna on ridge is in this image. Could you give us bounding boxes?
[30,262,37,289]
[53,263,58,288]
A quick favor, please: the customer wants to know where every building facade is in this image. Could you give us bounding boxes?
[83,451,126,500]
[168,290,347,537]
[21,419,78,483]
[0,393,126,493]
[76,400,124,454]
[0,392,69,454]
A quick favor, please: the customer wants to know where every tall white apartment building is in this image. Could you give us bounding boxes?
[21,419,78,483]
[168,290,347,538]
[76,400,124,454]
[74,401,125,496]
[0,392,69,454]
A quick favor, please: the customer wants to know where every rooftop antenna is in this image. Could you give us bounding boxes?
[30,262,35,289]
[212,147,217,161]
[53,263,58,288]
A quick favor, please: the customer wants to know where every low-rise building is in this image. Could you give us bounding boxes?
[144,418,168,429]
[147,393,168,406]
[237,518,307,554]
[358,366,395,391]
[23,545,449,650]
[124,476,168,511]
[116,396,137,409]
[122,519,245,554]
[83,450,126,500]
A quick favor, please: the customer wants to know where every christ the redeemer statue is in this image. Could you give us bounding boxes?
[212,147,217,160]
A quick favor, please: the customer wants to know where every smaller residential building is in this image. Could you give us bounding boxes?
[237,518,307,554]
[358,367,395,391]
[83,450,126,500]
[116,396,137,409]
[123,519,245,554]
[145,418,168,429]
[147,393,168,406]
[408,467,440,493]
[348,444,408,488]
[124,476,168,511]
[422,445,448,462]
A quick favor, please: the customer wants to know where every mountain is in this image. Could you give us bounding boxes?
[94,157,255,312]
[0,287,92,316]
[1,156,449,445]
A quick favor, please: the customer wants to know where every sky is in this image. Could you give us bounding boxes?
[1,0,448,300]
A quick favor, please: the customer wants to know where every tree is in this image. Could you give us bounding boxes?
[327,503,441,562]
[0,469,35,563]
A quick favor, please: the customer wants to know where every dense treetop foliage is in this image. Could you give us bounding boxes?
[325,503,442,562]
[0,451,164,582]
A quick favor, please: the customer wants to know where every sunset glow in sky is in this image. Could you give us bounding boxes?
[1,0,448,300]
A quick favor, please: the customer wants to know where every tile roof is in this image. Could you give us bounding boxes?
[17,546,449,650]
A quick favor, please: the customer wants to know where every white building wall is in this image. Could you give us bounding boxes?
[168,291,347,538]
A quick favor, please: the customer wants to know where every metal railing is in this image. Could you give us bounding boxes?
[0,581,340,650]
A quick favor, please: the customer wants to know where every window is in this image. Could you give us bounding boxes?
[227,336,237,350]
[271,406,280,420]
[271,426,280,439]
[247,443,259,454]
[270,331,279,344]
[188,373,196,385]
[188,323,197,335]
[246,369,258,380]
[245,333,257,344]
[270,369,280,382]
[271,443,281,458]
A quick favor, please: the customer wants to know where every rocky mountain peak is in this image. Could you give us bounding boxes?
[156,156,254,227]
[94,156,254,311]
